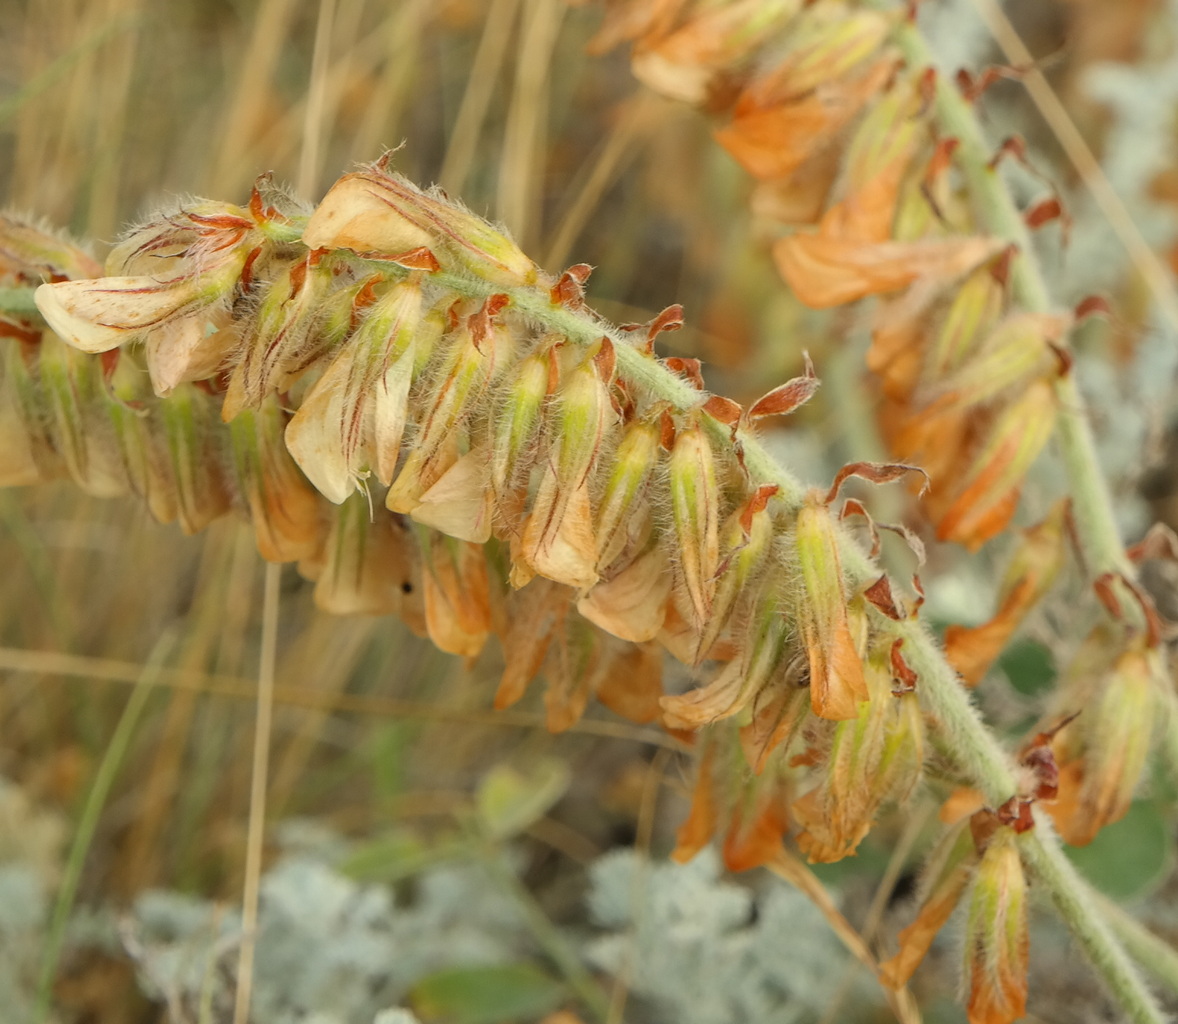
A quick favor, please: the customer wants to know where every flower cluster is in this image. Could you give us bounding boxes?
[4,156,945,880]
[592,0,1085,551]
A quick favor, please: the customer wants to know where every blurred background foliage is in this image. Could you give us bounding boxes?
[2,0,1178,1022]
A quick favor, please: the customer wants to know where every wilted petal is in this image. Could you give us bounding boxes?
[577,542,671,642]
[775,235,1000,310]
[36,274,209,353]
[410,445,495,543]
[880,823,976,988]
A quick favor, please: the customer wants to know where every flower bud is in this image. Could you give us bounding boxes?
[594,416,660,570]
[930,312,1066,413]
[519,343,616,589]
[630,0,801,105]
[285,277,423,503]
[0,212,102,283]
[936,379,1057,549]
[669,420,720,628]
[159,381,232,534]
[794,492,868,720]
[490,346,551,496]
[793,645,922,862]
[387,296,510,513]
[926,262,1006,380]
[694,484,777,663]
[1049,637,1160,845]
[945,501,1068,684]
[304,166,539,287]
[223,256,336,415]
[880,822,976,988]
[37,333,126,497]
[964,828,1028,1024]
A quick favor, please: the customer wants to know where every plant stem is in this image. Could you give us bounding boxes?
[0,287,41,319]
[891,20,1130,582]
[889,17,1168,1023]
[1020,827,1168,1023]
[1093,890,1178,1000]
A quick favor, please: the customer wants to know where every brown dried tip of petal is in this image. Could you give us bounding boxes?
[722,784,790,872]
[1094,572,1166,647]
[864,575,905,620]
[1128,522,1178,563]
[890,638,918,693]
[388,246,442,271]
[747,365,820,421]
[703,394,742,427]
[1020,712,1079,802]
[595,642,664,724]
[824,460,929,505]
[647,303,684,345]
[740,484,779,533]
[550,263,593,309]
[1075,294,1113,322]
[1024,196,1065,231]
[664,356,704,389]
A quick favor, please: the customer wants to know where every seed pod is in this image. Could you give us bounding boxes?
[795,492,868,720]
[669,420,720,628]
[660,576,790,729]
[964,828,1029,1024]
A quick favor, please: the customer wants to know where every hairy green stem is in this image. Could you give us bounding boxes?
[0,286,42,319]
[891,17,1168,1023]
[1094,890,1178,1000]
[892,20,1130,582]
[1021,827,1168,1023]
